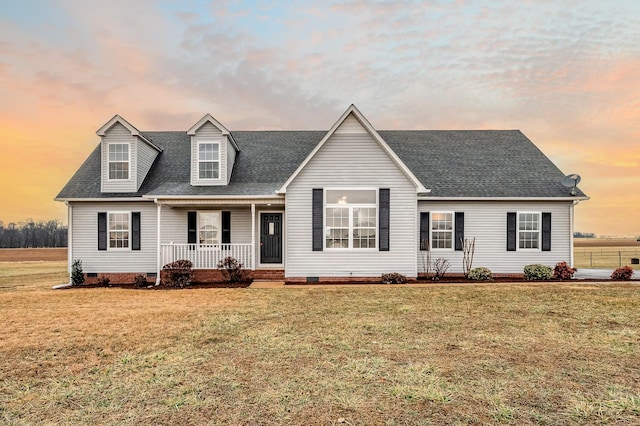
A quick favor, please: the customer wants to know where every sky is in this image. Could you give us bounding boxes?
[0,0,639,236]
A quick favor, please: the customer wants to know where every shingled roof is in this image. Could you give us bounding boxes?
[56,129,585,199]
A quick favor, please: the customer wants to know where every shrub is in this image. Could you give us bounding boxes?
[96,276,110,287]
[381,272,407,284]
[468,267,493,281]
[217,256,252,284]
[162,259,193,288]
[71,259,85,286]
[553,261,577,280]
[134,274,149,288]
[524,264,553,281]
[611,266,634,281]
[432,258,450,280]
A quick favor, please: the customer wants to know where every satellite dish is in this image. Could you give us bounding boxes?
[561,174,581,196]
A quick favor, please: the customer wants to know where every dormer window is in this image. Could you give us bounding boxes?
[198,142,220,179]
[108,143,130,180]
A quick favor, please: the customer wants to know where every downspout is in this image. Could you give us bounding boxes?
[570,200,579,268]
[156,200,162,285]
[66,202,73,283]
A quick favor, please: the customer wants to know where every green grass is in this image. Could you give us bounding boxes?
[1,261,640,424]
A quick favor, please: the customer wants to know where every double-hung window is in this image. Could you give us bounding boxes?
[198,142,220,179]
[518,212,540,249]
[108,143,129,180]
[325,189,377,249]
[431,212,453,249]
[108,212,130,249]
[198,211,221,245]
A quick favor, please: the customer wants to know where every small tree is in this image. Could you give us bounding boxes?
[461,237,476,278]
[71,259,85,286]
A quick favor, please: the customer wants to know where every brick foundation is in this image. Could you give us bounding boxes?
[285,276,418,284]
[84,272,155,285]
[253,269,285,280]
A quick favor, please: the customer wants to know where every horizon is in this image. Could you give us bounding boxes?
[1,0,639,235]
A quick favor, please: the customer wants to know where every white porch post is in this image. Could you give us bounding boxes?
[156,201,162,285]
[251,203,256,270]
[570,201,575,268]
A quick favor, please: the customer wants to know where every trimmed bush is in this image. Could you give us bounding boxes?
[524,264,553,281]
[611,266,634,281]
[217,256,252,284]
[432,258,450,280]
[71,259,85,286]
[134,274,149,288]
[553,261,577,280]
[382,272,407,284]
[468,267,493,281]
[162,259,193,288]
[96,276,110,287]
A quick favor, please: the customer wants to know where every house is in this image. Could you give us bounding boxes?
[55,105,588,284]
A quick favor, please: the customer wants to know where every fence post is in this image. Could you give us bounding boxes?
[619,251,622,267]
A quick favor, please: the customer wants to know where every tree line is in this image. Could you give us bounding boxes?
[0,220,67,248]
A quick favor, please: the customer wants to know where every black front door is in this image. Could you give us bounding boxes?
[260,213,282,264]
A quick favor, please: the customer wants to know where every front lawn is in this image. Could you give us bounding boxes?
[1,261,639,424]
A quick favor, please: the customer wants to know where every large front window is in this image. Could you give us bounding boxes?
[325,189,377,249]
[108,212,129,249]
[431,212,453,249]
[108,143,129,180]
[198,211,221,244]
[198,142,220,179]
[518,212,540,249]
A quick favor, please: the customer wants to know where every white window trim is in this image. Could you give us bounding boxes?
[197,210,222,246]
[107,142,131,181]
[517,211,542,251]
[197,141,220,180]
[324,187,378,251]
[430,211,454,251]
[107,211,131,251]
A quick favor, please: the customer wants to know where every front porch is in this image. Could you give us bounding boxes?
[155,196,285,279]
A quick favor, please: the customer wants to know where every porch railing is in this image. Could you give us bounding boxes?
[160,243,253,270]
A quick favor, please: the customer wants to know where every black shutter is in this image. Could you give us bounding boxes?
[187,211,197,244]
[222,211,231,244]
[312,188,323,251]
[131,212,141,251]
[507,212,517,251]
[420,212,430,251]
[454,212,464,251]
[379,188,390,251]
[98,212,107,251]
[542,212,551,251]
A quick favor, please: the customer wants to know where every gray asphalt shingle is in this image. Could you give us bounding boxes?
[56,129,585,199]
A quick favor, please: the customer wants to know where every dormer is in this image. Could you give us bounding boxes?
[188,114,240,186]
[97,115,162,193]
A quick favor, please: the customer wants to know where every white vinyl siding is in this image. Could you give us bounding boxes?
[190,122,227,186]
[285,116,417,278]
[417,201,573,274]
[160,207,252,245]
[226,139,236,184]
[70,202,157,273]
[136,138,160,190]
[101,123,136,193]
